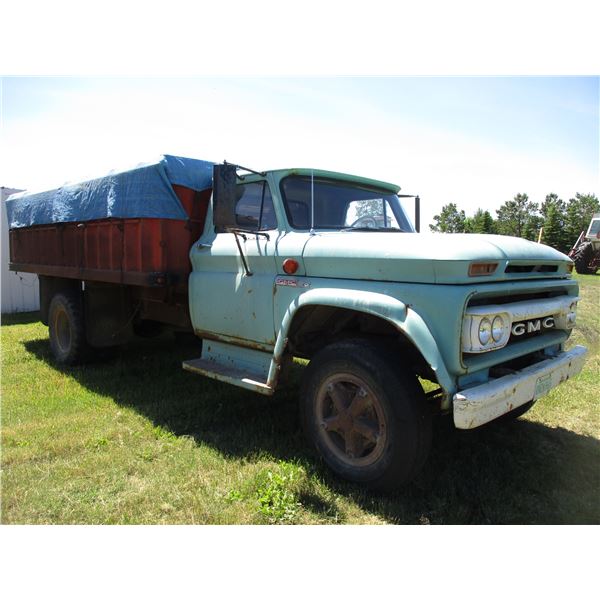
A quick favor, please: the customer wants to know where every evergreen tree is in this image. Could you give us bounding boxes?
[541,203,565,250]
[496,193,539,238]
[523,214,544,242]
[540,193,566,219]
[470,208,495,233]
[540,193,568,251]
[564,193,600,247]
[429,203,467,233]
[426,193,597,243]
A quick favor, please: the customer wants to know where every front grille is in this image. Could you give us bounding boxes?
[467,289,567,307]
[506,317,556,346]
[505,264,558,274]
[462,282,576,364]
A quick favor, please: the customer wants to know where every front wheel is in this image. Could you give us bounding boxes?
[300,339,431,491]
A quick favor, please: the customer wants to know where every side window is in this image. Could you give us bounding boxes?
[235,182,277,230]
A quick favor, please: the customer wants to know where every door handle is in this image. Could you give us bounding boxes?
[196,242,212,250]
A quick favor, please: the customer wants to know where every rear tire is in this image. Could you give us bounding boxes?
[48,291,90,365]
[573,242,596,275]
[300,338,431,491]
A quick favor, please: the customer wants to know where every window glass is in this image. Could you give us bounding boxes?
[280,176,413,232]
[235,182,277,230]
[587,219,600,237]
[344,199,400,229]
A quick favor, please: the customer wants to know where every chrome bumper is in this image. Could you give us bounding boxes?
[453,345,588,429]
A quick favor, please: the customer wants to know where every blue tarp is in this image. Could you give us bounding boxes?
[6,155,215,229]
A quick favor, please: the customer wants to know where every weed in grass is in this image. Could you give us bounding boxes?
[226,461,304,523]
[254,462,303,524]
[225,489,243,503]
[88,437,109,450]
[152,425,177,442]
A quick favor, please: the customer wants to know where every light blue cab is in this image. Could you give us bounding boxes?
[184,164,586,490]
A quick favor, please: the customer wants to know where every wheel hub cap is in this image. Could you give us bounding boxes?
[316,374,387,467]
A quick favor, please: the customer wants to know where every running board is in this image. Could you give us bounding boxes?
[182,340,274,396]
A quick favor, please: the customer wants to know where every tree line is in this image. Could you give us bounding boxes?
[429,192,599,254]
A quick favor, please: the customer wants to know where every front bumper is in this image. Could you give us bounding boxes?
[453,345,588,429]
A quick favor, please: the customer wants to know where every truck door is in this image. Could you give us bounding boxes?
[189,180,278,347]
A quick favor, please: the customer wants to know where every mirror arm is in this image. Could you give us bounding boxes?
[229,229,253,276]
[229,228,270,241]
[224,160,266,178]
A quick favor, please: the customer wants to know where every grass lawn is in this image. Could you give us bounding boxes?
[1,274,598,524]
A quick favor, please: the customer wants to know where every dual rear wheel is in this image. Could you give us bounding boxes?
[48,291,90,365]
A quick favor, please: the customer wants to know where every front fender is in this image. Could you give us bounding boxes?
[273,285,455,394]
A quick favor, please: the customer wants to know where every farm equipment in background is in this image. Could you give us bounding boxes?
[569,213,600,275]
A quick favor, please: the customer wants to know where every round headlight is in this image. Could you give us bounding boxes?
[492,315,505,342]
[478,318,492,345]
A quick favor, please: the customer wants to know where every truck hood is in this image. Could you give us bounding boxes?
[301,232,572,284]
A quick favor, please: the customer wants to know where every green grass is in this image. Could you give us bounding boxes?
[1,274,598,524]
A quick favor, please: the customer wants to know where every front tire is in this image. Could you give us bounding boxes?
[300,339,431,491]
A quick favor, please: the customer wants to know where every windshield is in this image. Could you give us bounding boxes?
[587,219,600,237]
[280,176,414,232]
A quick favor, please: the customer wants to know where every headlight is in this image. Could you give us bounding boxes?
[462,311,511,353]
[492,315,505,342]
[478,318,492,345]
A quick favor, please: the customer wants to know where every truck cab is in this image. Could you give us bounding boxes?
[182,164,587,489]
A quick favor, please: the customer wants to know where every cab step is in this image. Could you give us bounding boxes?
[182,340,274,396]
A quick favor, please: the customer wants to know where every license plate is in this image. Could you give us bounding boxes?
[534,373,553,399]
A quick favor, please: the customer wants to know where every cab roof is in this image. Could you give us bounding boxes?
[260,168,401,194]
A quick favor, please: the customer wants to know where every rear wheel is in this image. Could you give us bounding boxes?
[48,291,90,365]
[300,339,431,491]
[573,242,596,275]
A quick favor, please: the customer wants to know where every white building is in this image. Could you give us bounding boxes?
[1,187,40,314]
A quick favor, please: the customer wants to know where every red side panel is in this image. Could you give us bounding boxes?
[9,185,212,289]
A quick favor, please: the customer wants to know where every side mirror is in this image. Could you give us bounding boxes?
[213,164,238,230]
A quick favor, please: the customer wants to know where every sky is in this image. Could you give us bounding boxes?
[1,76,598,228]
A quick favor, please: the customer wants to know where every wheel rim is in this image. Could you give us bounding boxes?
[315,373,387,468]
[53,306,72,354]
